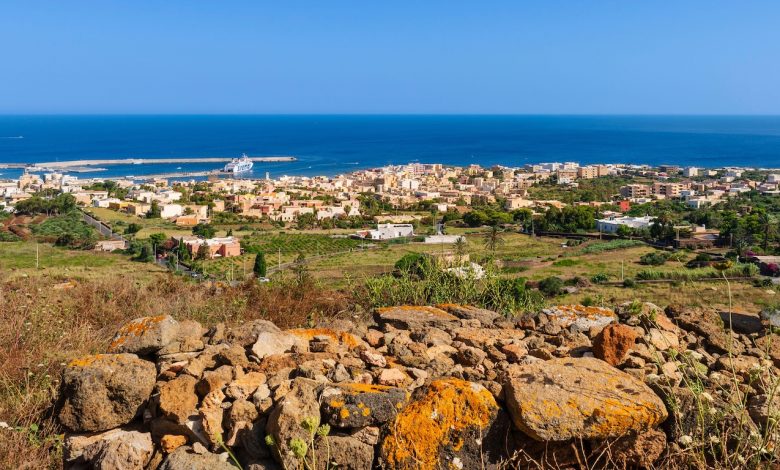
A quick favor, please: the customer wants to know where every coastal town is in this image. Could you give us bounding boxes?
[2,161,779,257]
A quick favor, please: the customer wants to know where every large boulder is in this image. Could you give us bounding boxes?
[592,323,638,366]
[380,378,508,469]
[265,378,321,469]
[64,428,153,470]
[108,315,180,355]
[59,354,156,432]
[158,375,199,424]
[437,304,500,326]
[374,306,459,330]
[321,383,409,428]
[504,357,667,441]
[543,305,616,333]
[251,331,298,360]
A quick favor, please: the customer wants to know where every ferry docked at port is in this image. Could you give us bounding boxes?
[222,154,254,173]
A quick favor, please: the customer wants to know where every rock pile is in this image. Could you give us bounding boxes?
[56,303,780,469]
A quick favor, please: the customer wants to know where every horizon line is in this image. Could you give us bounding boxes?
[2,112,780,118]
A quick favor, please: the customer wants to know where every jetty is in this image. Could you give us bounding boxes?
[0,156,296,171]
[36,156,296,168]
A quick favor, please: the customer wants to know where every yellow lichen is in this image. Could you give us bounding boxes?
[339,408,350,420]
[338,382,394,394]
[108,315,168,351]
[381,378,497,470]
[67,354,106,368]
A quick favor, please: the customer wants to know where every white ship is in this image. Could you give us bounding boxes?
[222,154,254,173]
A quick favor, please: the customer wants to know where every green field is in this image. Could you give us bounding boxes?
[0,241,167,282]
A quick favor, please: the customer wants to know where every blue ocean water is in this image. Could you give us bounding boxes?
[1,115,780,180]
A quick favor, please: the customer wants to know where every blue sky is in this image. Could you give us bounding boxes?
[1,1,779,114]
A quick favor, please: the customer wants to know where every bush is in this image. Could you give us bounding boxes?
[0,231,21,242]
[639,251,670,266]
[590,273,610,284]
[394,253,435,279]
[360,266,545,317]
[623,278,637,288]
[538,276,564,297]
[582,296,594,307]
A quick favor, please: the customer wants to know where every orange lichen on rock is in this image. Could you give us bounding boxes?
[67,354,107,368]
[286,327,363,349]
[337,382,395,394]
[108,315,168,351]
[505,357,667,441]
[381,378,498,470]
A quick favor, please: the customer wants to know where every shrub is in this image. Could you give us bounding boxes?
[538,276,564,297]
[360,265,545,316]
[590,273,610,284]
[640,251,670,266]
[394,253,435,278]
[0,231,21,242]
[582,296,594,307]
[623,278,637,288]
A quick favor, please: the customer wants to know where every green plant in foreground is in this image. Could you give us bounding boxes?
[283,416,331,470]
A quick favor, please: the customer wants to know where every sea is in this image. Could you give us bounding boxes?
[1,115,780,181]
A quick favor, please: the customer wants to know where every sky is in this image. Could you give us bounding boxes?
[1,1,779,114]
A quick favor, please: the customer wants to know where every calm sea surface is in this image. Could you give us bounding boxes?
[1,115,780,180]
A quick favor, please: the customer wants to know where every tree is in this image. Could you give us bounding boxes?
[453,237,468,265]
[296,213,317,230]
[147,200,162,219]
[292,252,310,287]
[253,252,267,278]
[136,243,155,262]
[192,223,216,239]
[196,243,210,260]
[149,232,167,247]
[463,210,490,227]
[125,223,142,237]
[616,224,633,238]
[483,225,504,255]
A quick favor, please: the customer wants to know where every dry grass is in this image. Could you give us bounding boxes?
[0,267,351,468]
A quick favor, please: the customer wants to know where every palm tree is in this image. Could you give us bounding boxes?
[453,237,468,265]
[758,211,775,252]
[483,224,504,255]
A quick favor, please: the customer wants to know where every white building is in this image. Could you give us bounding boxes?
[596,216,655,233]
[160,203,183,219]
[683,167,699,177]
[364,223,415,240]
